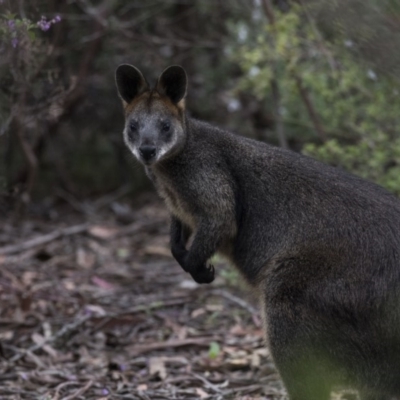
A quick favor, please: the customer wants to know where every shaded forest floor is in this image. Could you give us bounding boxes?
[0,195,282,400]
[0,194,358,400]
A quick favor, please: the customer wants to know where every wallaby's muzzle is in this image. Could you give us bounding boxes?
[139,145,156,162]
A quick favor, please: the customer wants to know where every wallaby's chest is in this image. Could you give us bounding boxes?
[148,169,197,230]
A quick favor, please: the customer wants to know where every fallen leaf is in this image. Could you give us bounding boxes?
[143,245,171,257]
[251,352,261,368]
[230,324,247,336]
[191,308,206,318]
[85,304,107,317]
[205,304,223,312]
[227,358,250,368]
[22,271,37,286]
[254,348,269,357]
[179,279,199,289]
[148,357,167,380]
[63,280,76,291]
[88,225,118,239]
[31,333,45,346]
[0,331,13,340]
[195,388,209,398]
[91,276,116,290]
[76,248,96,268]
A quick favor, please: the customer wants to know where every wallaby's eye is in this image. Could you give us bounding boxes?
[130,121,138,131]
[162,122,171,133]
[127,121,139,142]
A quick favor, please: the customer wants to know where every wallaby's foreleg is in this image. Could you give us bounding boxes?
[182,219,224,284]
[170,217,191,270]
[170,217,216,283]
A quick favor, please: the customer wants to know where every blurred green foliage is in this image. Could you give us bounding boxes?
[1,0,400,205]
[231,1,400,194]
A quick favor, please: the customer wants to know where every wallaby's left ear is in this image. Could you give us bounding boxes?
[156,65,187,104]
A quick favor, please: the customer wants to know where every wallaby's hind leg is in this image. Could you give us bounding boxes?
[264,300,331,400]
[274,359,331,400]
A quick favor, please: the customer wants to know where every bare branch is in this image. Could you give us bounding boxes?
[294,75,327,142]
[261,0,288,148]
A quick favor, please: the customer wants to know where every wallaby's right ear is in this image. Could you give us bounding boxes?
[156,65,187,105]
[115,64,149,105]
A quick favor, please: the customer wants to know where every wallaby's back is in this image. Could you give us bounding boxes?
[189,118,400,397]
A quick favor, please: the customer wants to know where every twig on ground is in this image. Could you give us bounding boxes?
[212,289,259,316]
[0,223,89,256]
[191,372,224,394]
[128,337,221,356]
[92,184,131,210]
[0,249,39,266]
[8,314,91,363]
[222,383,269,396]
[54,381,82,400]
[56,189,95,215]
[60,380,93,400]
[113,218,164,238]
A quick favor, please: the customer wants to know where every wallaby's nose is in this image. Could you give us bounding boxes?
[139,145,156,161]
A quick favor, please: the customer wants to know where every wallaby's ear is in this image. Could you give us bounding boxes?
[115,64,149,105]
[156,65,187,104]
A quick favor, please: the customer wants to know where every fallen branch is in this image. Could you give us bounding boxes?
[0,223,89,256]
[8,314,91,363]
[0,216,163,256]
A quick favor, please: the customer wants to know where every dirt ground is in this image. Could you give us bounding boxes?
[0,194,358,400]
[0,194,285,400]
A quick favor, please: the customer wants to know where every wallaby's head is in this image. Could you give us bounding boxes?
[115,65,187,166]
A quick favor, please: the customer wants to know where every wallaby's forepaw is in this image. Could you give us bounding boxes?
[171,246,189,271]
[191,263,215,284]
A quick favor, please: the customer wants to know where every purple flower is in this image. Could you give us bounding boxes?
[37,18,51,31]
[11,38,18,48]
[37,15,61,31]
[101,388,109,395]
[7,20,16,30]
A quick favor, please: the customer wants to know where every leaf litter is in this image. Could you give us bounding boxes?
[0,196,355,400]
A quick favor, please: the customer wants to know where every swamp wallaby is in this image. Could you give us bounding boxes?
[115,64,400,400]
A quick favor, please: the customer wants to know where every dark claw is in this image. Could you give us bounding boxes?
[191,264,215,284]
